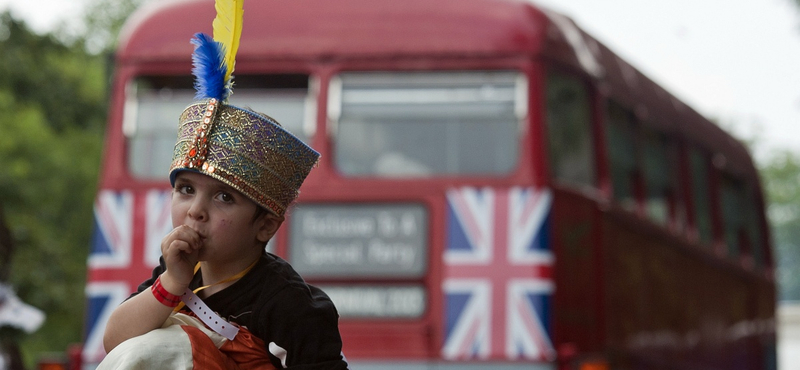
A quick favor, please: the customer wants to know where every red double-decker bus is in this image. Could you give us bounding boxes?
[81,0,776,369]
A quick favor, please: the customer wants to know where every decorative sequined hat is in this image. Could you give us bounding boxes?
[169,0,319,217]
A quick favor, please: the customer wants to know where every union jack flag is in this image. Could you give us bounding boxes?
[83,189,171,363]
[443,187,555,361]
[88,191,133,269]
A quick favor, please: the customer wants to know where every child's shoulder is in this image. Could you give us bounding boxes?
[253,253,318,298]
[259,253,304,283]
[253,253,335,309]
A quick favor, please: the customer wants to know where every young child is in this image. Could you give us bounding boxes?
[99,2,347,369]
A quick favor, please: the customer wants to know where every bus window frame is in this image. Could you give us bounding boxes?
[684,146,717,249]
[325,69,529,179]
[542,66,606,199]
[640,126,686,231]
[602,99,645,214]
[718,170,768,270]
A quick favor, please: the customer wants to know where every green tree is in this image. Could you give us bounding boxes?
[761,150,800,300]
[59,0,146,54]
[0,1,147,366]
[0,12,106,367]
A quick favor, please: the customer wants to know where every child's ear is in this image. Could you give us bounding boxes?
[256,213,284,244]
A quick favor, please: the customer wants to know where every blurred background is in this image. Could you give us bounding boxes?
[0,0,797,369]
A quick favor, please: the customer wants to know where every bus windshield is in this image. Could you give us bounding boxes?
[330,71,526,177]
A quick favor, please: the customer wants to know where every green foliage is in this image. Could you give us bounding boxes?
[76,0,146,54]
[0,2,147,367]
[0,12,106,366]
[760,150,800,301]
[0,13,106,132]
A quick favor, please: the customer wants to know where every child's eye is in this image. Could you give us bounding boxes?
[216,192,234,203]
[177,184,194,194]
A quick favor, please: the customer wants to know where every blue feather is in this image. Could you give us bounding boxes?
[191,33,231,101]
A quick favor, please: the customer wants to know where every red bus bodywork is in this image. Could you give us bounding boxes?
[83,0,776,369]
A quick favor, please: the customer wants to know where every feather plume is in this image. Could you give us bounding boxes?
[212,0,244,84]
[189,0,243,102]
[191,33,228,101]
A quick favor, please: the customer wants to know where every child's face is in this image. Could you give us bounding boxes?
[170,171,279,264]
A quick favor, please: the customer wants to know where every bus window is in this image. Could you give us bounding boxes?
[689,148,714,245]
[642,130,684,228]
[720,174,745,258]
[605,102,638,210]
[331,71,524,177]
[124,76,194,179]
[642,130,670,224]
[124,74,313,179]
[546,72,595,186]
[721,174,764,266]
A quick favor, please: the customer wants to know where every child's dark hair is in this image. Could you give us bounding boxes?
[252,206,270,222]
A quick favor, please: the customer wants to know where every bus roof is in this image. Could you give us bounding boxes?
[117,0,757,179]
[118,0,547,61]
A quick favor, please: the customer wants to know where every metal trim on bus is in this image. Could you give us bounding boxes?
[304,75,320,138]
[327,75,343,138]
[121,80,138,138]
[514,73,529,133]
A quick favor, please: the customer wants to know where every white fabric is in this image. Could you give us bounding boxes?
[97,313,228,370]
[0,284,45,333]
[268,342,288,368]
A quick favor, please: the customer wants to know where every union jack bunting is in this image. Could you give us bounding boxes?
[83,189,171,363]
[443,187,555,361]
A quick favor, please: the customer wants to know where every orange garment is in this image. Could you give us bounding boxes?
[183,324,276,370]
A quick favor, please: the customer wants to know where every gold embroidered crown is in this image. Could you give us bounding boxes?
[168,1,319,217]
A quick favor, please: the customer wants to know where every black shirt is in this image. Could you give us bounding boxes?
[132,252,348,370]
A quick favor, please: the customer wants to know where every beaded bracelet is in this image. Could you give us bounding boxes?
[151,276,183,307]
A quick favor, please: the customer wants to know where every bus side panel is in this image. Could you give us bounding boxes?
[756,281,778,370]
[603,212,773,369]
[551,188,604,357]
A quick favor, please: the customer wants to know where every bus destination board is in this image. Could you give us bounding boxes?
[289,204,428,278]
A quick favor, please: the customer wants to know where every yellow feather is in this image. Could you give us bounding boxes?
[212,0,244,83]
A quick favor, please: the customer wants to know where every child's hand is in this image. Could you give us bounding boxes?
[160,225,202,293]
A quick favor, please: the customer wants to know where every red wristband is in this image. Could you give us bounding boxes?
[151,276,183,307]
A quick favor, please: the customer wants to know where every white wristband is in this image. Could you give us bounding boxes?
[181,288,240,340]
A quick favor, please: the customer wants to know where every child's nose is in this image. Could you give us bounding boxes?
[187,197,209,221]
